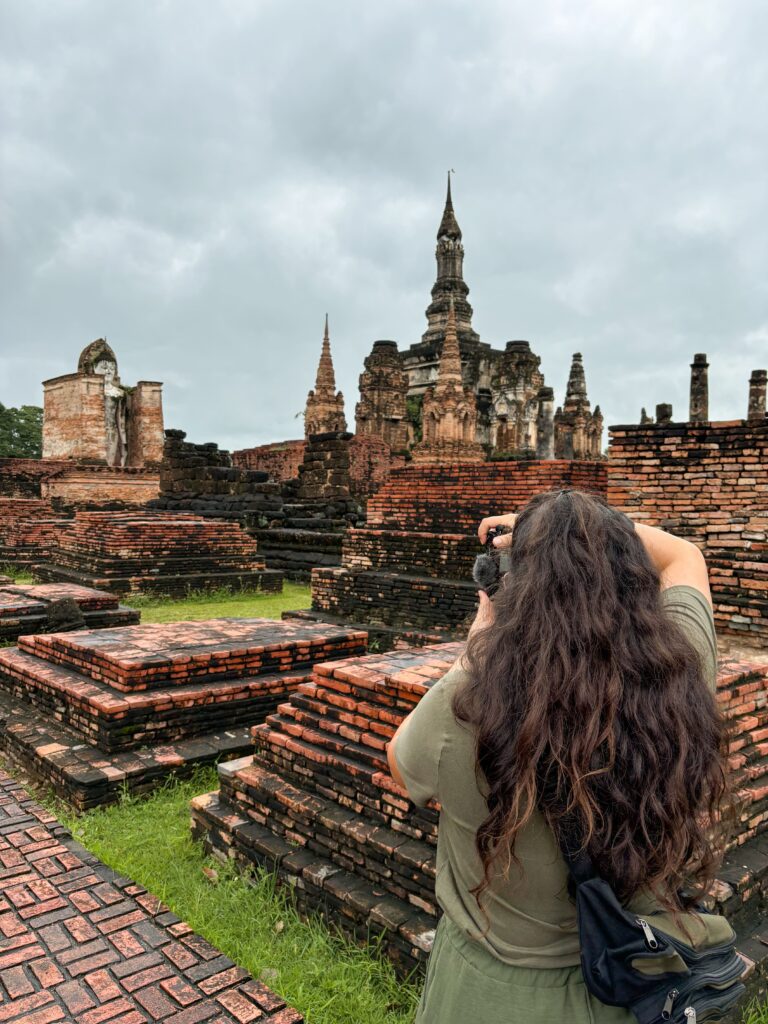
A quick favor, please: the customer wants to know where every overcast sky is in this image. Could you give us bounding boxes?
[2,0,766,451]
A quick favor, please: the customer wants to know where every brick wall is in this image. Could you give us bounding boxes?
[0,458,70,498]
[608,419,767,642]
[42,374,109,461]
[367,460,608,532]
[233,440,307,481]
[348,435,406,500]
[41,466,160,505]
[126,381,164,466]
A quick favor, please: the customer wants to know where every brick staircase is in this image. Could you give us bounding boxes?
[191,643,768,1002]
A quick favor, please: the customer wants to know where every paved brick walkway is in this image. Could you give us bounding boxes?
[0,770,303,1023]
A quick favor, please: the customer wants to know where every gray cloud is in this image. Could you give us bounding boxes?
[2,0,766,449]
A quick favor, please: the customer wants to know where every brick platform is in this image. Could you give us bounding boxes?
[0,583,139,642]
[0,620,366,808]
[191,643,768,996]
[298,461,607,646]
[0,769,303,1022]
[34,511,283,597]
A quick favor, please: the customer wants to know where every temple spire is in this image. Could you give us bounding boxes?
[304,314,346,438]
[438,171,462,240]
[436,298,463,387]
[315,313,336,392]
[565,352,588,401]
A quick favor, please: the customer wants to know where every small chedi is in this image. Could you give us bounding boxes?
[304,315,347,437]
[554,353,603,459]
[355,340,410,451]
[0,616,366,808]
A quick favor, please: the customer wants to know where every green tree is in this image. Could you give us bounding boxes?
[0,403,43,458]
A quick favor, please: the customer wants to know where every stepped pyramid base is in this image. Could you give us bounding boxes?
[0,618,367,808]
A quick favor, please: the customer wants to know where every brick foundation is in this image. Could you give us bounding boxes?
[300,460,607,646]
[34,511,283,596]
[0,618,366,807]
[233,440,307,482]
[608,419,767,643]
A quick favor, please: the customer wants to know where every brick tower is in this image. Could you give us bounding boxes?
[554,353,603,459]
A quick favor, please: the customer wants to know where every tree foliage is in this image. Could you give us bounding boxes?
[0,403,43,458]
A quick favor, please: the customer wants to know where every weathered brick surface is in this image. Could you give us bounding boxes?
[0,582,139,641]
[0,619,366,807]
[305,460,607,643]
[608,420,768,643]
[0,769,303,1021]
[233,441,307,483]
[0,460,71,499]
[192,644,768,996]
[34,511,282,597]
[41,465,161,506]
[0,499,62,566]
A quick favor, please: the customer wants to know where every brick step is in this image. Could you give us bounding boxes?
[0,689,252,810]
[250,728,439,845]
[219,759,436,909]
[16,618,366,690]
[34,562,283,598]
[190,784,437,974]
[0,646,312,752]
[0,606,139,642]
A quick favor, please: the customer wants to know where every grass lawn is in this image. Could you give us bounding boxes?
[54,771,421,1024]
[123,580,312,623]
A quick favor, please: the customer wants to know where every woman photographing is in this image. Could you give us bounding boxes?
[387,489,739,1024]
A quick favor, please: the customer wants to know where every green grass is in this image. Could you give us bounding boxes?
[0,564,36,583]
[123,581,312,623]
[55,771,420,1024]
[743,1002,768,1024]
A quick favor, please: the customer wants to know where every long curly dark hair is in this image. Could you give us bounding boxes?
[453,489,730,913]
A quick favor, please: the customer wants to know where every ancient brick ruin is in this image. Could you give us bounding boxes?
[300,460,607,646]
[609,359,767,646]
[0,582,139,642]
[0,618,366,808]
[34,511,282,597]
[191,643,768,989]
[233,439,307,482]
[411,300,486,464]
[43,339,164,469]
[355,340,410,451]
[554,353,603,459]
[303,316,347,437]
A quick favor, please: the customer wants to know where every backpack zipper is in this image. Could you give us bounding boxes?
[684,1009,696,1023]
[636,917,660,950]
[662,988,679,1019]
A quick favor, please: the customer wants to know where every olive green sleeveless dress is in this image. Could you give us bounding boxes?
[393,586,718,1024]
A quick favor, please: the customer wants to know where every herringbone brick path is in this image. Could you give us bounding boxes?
[0,769,302,1023]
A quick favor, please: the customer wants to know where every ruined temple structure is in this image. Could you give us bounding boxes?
[0,581,138,642]
[304,316,347,438]
[354,340,410,451]
[0,616,365,808]
[35,510,283,597]
[411,300,485,464]
[554,353,604,459]
[43,339,164,468]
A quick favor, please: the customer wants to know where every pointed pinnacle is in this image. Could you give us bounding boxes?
[437,173,461,240]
